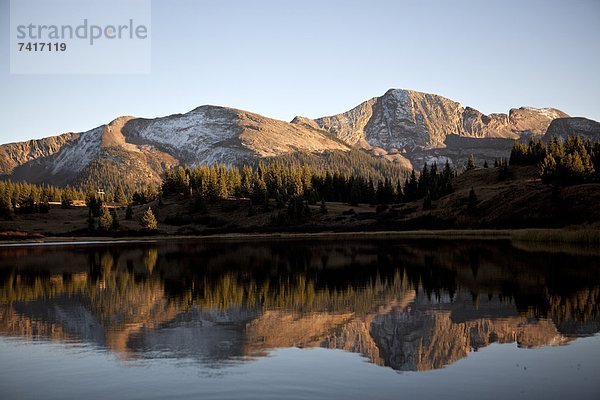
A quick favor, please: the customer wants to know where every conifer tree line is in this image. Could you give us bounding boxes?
[78,182,159,205]
[267,149,409,184]
[76,156,161,200]
[162,159,456,207]
[0,178,160,218]
[5,134,596,221]
[0,180,85,217]
[509,136,600,184]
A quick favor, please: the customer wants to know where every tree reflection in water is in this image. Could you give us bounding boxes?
[0,239,599,370]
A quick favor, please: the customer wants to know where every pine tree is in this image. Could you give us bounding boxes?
[320,199,328,214]
[404,170,419,201]
[0,188,14,218]
[467,187,478,214]
[564,152,585,179]
[115,185,127,203]
[383,177,394,204]
[418,164,430,197]
[175,167,190,195]
[141,207,157,230]
[251,174,268,205]
[125,204,134,220]
[87,195,103,217]
[510,142,527,165]
[98,206,113,231]
[466,155,476,170]
[240,166,253,197]
[286,196,310,223]
[350,179,362,206]
[483,160,489,168]
[579,147,595,177]
[423,190,432,210]
[38,197,50,213]
[539,154,557,183]
[395,179,404,203]
[110,208,120,230]
[374,180,385,204]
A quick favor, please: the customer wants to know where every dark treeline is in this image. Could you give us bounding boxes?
[78,149,409,204]
[0,180,85,217]
[510,136,600,184]
[75,155,158,203]
[0,178,160,219]
[162,159,456,208]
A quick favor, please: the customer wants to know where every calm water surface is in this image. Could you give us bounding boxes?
[0,239,599,399]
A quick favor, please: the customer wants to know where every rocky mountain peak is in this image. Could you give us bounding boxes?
[288,89,575,168]
[100,116,137,148]
[507,107,569,136]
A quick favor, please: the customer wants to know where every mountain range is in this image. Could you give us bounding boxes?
[1,88,599,188]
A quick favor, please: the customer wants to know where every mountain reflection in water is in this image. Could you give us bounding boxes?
[0,239,599,372]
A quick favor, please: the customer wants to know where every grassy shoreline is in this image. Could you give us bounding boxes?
[1,228,598,246]
[0,229,511,246]
[510,228,600,245]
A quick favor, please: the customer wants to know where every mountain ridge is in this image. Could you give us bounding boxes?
[0,105,355,188]
[295,88,569,151]
[1,88,598,189]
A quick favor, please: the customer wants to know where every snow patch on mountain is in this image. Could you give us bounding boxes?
[134,108,237,154]
[51,127,102,175]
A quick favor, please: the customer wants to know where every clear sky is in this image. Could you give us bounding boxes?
[0,0,599,144]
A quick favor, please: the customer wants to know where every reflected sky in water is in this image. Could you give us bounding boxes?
[0,238,599,399]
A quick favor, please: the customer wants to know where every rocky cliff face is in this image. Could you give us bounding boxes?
[0,132,79,176]
[543,117,600,141]
[297,89,569,163]
[310,90,466,150]
[508,107,568,136]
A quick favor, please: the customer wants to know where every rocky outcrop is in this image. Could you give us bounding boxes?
[289,116,323,131]
[543,117,600,141]
[309,90,466,150]
[0,132,79,175]
[509,107,568,136]
[462,107,515,138]
[296,89,569,158]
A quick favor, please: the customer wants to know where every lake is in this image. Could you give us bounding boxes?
[0,238,599,399]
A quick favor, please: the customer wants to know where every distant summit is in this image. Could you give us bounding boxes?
[295,88,569,151]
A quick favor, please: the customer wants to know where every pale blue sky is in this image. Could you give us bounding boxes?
[1,0,599,144]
